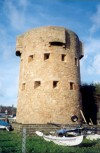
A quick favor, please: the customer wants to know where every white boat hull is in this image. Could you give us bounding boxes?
[0,125,6,129]
[36,131,83,146]
[0,125,10,131]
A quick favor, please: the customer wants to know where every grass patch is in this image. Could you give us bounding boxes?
[0,130,100,153]
[0,131,22,153]
[26,136,100,153]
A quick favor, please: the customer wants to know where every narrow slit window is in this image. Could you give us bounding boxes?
[34,81,41,89]
[49,41,65,47]
[53,81,58,88]
[70,82,74,90]
[22,83,25,91]
[75,58,79,66]
[28,55,34,62]
[44,53,50,60]
[61,54,66,61]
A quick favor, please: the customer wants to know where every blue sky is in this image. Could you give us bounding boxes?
[0,0,100,106]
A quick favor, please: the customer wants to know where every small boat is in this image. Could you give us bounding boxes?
[0,120,13,131]
[36,131,83,146]
[86,134,100,140]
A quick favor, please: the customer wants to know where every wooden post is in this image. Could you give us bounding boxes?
[80,110,87,124]
[90,118,93,125]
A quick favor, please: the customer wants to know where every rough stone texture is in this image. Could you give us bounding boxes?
[16,26,84,124]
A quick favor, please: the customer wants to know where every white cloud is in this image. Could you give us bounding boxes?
[92,54,100,74]
[93,80,100,84]
[0,63,19,106]
[4,0,27,30]
[0,76,5,97]
[84,37,100,60]
[81,37,100,77]
[81,52,100,76]
[0,27,15,60]
[81,4,100,80]
[19,0,28,8]
[0,0,28,106]
[90,4,100,34]
[3,0,43,31]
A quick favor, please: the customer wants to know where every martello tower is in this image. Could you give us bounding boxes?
[16,26,83,124]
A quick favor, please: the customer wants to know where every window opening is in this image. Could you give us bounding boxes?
[28,55,34,62]
[75,58,79,66]
[44,53,50,60]
[61,54,66,61]
[53,81,59,88]
[70,82,74,90]
[34,81,41,89]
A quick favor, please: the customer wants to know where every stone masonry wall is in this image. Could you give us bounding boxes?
[16,26,83,124]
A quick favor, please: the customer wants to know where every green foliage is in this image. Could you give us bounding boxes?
[81,83,100,124]
[81,83,97,124]
[81,83,100,95]
[0,131,100,153]
[94,83,100,95]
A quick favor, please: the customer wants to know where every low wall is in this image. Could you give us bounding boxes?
[12,122,100,135]
[12,122,62,134]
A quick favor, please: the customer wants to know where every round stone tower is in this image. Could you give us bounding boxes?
[16,26,84,124]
